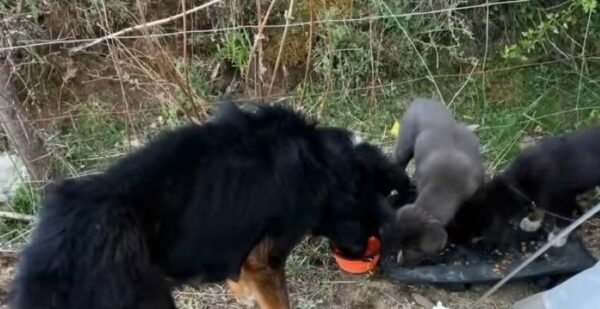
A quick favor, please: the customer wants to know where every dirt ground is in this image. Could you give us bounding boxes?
[0,244,534,309]
[0,140,597,309]
[1,215,597,309]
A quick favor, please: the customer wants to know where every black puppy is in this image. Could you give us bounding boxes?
[9,101,408,309]
[478,125,600,248]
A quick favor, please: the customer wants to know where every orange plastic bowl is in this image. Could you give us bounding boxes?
[333,236,381,274]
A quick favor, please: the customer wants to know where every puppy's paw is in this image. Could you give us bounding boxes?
[548,231,568,248]
[519,216,542,232]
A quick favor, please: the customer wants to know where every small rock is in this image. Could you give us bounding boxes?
[412,293,434,308]
[129,138,142,149]
[0,153,29,204]
[433,301,450,309]
[123,136,144,150]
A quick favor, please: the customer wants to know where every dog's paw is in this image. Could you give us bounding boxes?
[237,296,256,308]
[232,292,256,307]
[519,216,542,232]
[548,231,568,248]
[227,280,256,307]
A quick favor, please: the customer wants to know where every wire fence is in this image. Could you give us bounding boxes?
[0,0,598,199]
[0,0,533,52]
[0,2,597,193]
[0,0,599,304]
[2,53,599,125]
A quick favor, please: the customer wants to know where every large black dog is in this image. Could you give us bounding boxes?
[462,125,600,248]
[9,101,410,309]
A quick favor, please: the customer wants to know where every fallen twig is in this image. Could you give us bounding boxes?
[0,211,35,222]
[69,0,224,54]
[0,249,19,257]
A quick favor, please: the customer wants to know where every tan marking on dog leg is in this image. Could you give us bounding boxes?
[246,265,288,309]
[227,278,256,307]
[230,239,290,309]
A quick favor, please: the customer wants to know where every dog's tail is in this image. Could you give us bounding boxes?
[8,184,174,309]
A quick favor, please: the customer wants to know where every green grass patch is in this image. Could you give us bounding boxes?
[54,96,128,176]
[295,58,600,173]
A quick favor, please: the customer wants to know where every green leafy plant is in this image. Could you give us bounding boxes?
[11,185,40,215]
[25,0,39,17]
[502,0,597,60]
[217,29,252,73]
[577,0,598,13]
[56,97,127,174]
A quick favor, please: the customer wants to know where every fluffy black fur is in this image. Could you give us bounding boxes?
[460,125,600,246]
[9,101,408,309]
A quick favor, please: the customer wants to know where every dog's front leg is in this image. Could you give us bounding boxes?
[228,265,289,309]
[545,196,578,248]
[227,275,256,307]
[228,264,289,309]
[228,262,289,309]
[228,238,292,309]
[519,207,545,232]
[246,264,289,309]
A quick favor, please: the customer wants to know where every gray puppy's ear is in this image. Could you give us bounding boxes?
[420,223,447,254]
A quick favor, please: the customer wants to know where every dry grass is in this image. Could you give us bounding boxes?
[1,0,600,307]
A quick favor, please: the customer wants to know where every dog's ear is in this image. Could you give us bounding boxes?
[420,222,447,254]
[316,128,354,152]
[353,143,412,196]
[210,100,245,123]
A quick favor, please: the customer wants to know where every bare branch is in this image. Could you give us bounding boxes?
[244,0,278,91]
[69,0,224,54]
[268,0,295,96]
[0,211,35,222]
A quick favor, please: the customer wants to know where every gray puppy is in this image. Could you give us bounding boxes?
[382,98,484,266]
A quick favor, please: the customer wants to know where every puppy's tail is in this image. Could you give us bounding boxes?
[9,188,173,309]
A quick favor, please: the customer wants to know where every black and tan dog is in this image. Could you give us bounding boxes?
[381,98,484,266]
[9,101,410,309]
